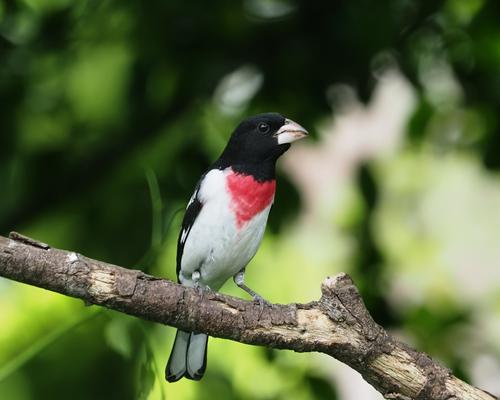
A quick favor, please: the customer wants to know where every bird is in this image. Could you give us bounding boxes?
[165,113,308,382]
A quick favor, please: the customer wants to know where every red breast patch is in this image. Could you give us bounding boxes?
[226,171,276,229]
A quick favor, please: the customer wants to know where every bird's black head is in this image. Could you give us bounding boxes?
[214,113,308,180]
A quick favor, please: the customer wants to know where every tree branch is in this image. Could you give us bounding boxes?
[0,233,496,400]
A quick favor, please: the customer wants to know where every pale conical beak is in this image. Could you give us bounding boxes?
[275,118,309,144]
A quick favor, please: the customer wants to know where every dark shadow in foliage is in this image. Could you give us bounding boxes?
[21,315,136,400]
[196,368,240,400]
[307,373,339,400]
[353,165,398,328]
[404,304,472,383]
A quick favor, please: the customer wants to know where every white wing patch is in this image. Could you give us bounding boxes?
[186,190,197,208]
[180,228,189,244]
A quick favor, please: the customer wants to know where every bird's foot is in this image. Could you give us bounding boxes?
[192,271,203,298]
[193,277,212,302]
[252,294,271,319]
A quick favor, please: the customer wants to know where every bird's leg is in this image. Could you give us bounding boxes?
[192,270,204,297]
[192,270,201,287]
[233,270,269,317]
[191,270,212,302]
[192,270,208,304]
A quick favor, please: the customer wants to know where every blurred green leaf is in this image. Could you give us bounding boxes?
[0,310,100,383]
[135,325,165,400]
[104,315,134,360]
[145,168,163,250]
[2,0,500,398]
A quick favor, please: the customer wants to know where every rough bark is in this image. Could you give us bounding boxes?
[0,233,496,400]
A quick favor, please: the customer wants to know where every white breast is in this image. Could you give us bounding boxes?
[179,169,272,290]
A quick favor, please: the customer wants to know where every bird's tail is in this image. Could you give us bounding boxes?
[165,330,208,382]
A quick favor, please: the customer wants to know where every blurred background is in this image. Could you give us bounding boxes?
[1,0,500,399]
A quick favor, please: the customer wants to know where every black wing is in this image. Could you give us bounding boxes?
[176,176,205,281]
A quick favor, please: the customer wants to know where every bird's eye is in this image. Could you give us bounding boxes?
[258,123,270,133]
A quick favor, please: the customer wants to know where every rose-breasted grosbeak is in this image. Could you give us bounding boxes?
[165,113,308,382]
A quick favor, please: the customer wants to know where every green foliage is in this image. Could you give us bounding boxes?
[1,0,500,399]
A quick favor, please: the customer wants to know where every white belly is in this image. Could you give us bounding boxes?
[179,169,273,290]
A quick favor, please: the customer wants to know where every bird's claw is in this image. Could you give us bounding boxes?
[252,294,270,319]
[194,282,212,302]
[252,294,270,305]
